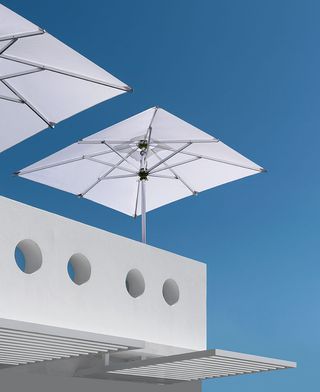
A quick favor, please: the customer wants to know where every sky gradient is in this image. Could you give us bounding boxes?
[1,1,318,390]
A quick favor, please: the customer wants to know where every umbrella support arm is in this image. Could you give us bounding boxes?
[0,29,45,42]
[1,79,55,128]
[141,180,147,244]
[0,54,132,92]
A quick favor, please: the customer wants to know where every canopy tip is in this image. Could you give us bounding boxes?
[260,168,267,173]
[125,85,134,93]
[13,171,20,176]
[77,194,84,198]
[49,122,56,129]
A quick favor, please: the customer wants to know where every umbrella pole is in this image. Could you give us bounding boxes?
[141,180,147,243]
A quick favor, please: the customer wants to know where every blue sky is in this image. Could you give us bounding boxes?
[1,0,319,390]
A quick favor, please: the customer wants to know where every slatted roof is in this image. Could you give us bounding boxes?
[106,349,296,384]
[0,318,142,366]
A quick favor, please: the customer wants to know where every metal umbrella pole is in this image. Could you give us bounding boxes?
[138,138,149,244]
[141,179,147,243]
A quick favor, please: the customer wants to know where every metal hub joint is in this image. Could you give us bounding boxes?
[138,139,148,151]
[138,169,148,181]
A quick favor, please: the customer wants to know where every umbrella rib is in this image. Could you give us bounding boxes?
[150,138,219,144]
[17,156,86,175]
[85,157,137,174]
[78,138,216,145]
[0,68,44,81]
[156,145,265,172]
[151,150,197,195]
[133,180,141,218]
[79,147,139,197]
[144,106,158,140]
[147,143,192,173]
[78,140,134,145]
[150,156,201,174]
[148,174,177,180]
[101,174,137,180]
[0,29,45,42]
[144,107,159,161]
[16,146,134,176]
[0,38,18,55]
[0,54,132,92]
[148,106,159,129]
[103,142,139,170]
[0,94,23,104]
[1,79,55,128]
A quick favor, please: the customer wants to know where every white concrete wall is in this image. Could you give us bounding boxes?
[0,196,206,350]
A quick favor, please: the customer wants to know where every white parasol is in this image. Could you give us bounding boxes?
[0,4,131,152]
[17,107,265,242]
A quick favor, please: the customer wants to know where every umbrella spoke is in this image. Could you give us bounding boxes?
[0,38,18,55]
[16,156,85,175]
[145,107,159,160]
[16,146,135,176]
[103,142,139,170]
[0,29,45,42]
[101,174,137,180]
[78,178,101,198]
[0,54,132,92]
[0,94,23,103]
[151,150,197,195]
[147,143,192,173]
[78,140,134,145]
[149,174,177,180]
[79,138,218,145]
[150,138,218,144]
[79,147,139,197]
[150,156,201,174]
[1,79,55,128]
[0,68,44,81]
[156,145,265,172]
[85,157,137,174]
[144,106,158,140]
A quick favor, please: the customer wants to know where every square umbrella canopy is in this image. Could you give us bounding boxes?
[18,107,265,242]
[0,4,131,153]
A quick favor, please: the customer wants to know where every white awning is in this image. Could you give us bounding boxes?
[106,348,296,384]
[0,318,142,367]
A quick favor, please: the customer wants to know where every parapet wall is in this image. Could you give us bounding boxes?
[0,196,206,350]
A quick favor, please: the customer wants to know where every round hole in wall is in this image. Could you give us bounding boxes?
[67,253,91,285]
[163,279,180,306]
[125,269,145,298]
[14,239,42,274]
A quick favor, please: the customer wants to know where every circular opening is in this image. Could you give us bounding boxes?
[163,279,180,306]
[67,253,91,285]
[15,239,42,274]
[125,269,145,298]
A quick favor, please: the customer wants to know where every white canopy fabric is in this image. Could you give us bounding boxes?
[0,4,131,152]
[18,107,265,241]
